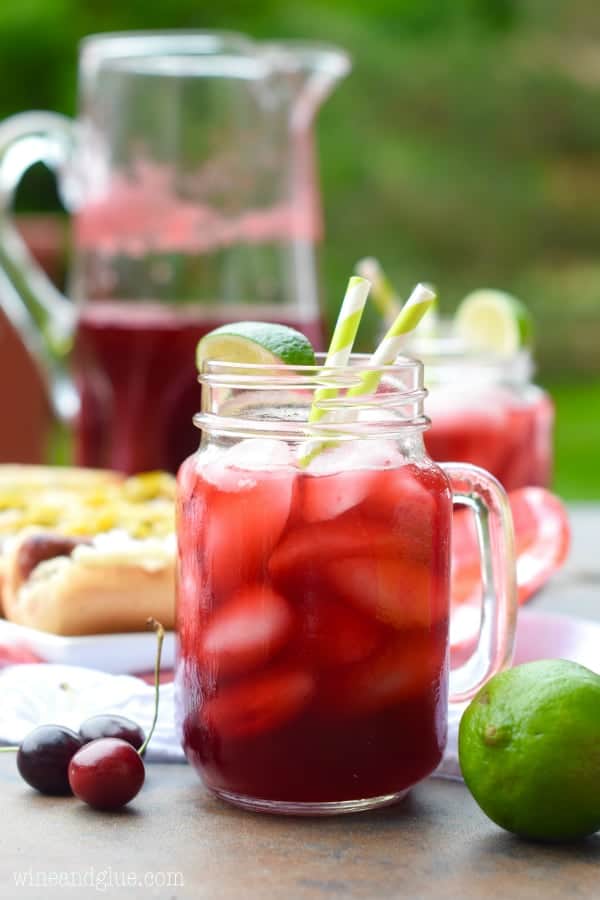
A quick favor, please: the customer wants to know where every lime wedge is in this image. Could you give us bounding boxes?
[196,321,316,372]
[454,289,533,355]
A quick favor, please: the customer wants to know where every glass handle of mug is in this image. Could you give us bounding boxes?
[441,463,518,706]
[0,112,78,419]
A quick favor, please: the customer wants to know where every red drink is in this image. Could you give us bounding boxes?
[72,303,325,475]
[424,386,553,491]
[176,440,452,808]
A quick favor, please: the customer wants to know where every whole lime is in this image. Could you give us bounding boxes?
[458,659,600,841]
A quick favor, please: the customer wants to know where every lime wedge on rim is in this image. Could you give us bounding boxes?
[196,321,316,372]
[454,289,533,355]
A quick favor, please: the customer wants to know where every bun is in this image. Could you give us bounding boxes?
[2,529,175,635]
[0,466,176,635]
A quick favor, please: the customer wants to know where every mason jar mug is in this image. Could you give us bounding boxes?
[175,356,517,814]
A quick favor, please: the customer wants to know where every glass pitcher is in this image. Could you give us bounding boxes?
[0,31,350,474]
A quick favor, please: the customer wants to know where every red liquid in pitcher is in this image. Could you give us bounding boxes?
[176,442,451,804]
[72,303,324,475]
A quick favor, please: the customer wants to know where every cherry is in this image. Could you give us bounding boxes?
[68,738,145,811]
[67,618,165,811]
[6,619,164,811]
[16,725,82,795]
[79,715,145,750]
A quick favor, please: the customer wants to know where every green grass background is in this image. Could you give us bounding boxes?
[546,381,600,499]
[1,0,599,496]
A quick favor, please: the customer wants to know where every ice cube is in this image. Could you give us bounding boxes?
[200,586,294,677]
[326,556,435,629]
[223,438,294,471]
[203,468,295,598]
[200,665,315,739]
[301,439,401,523]
[318,632,445,717]
[201,439,294,493]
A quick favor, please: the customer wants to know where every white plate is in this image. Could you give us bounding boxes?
[0,618,175,674]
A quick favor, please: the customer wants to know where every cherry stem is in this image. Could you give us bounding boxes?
[0,746,19,752]
[138,618,165,758]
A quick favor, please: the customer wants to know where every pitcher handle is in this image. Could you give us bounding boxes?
[0,111,78,420]
[441,463,518,706]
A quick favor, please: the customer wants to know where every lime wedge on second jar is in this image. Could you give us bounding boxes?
[196,321,316,371]
[454,289,533,355]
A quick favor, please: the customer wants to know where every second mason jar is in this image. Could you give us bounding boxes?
[407,333,554,491]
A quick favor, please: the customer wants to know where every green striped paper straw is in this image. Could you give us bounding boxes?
[298,282,436,466]
[347,282,437,399]
[308,275,371,425]
[355,257,401,324]
[298,275,370,466]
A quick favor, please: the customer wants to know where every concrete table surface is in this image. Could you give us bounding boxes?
[1,505,598,900]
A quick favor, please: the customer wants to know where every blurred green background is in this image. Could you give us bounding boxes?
[1,0,599,496]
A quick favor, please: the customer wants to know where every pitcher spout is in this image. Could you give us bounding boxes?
[259,42,351,130]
